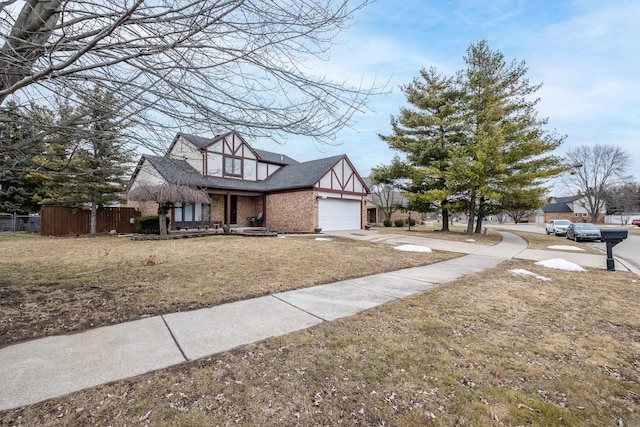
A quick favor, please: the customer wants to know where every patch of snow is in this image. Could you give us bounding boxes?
[535,258,586,272]
[547,245,585,252]
[465,239,476,242]
[509,269,552,281]
[315,238,333,241]
[393,244,433,253]
[277,236,286,239]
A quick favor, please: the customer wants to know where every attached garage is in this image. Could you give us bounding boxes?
[318,198,361,231]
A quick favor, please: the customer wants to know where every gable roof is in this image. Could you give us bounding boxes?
[178,131,298,166]
[179,133,213,149]
[542,194,584,213]
[253,148,298,165]
[552,195,582,204]
[139,154,351,193]
[542,202,573,213]
[264,155,345,191]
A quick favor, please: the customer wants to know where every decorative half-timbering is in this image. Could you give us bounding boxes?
[127,131,369,233]
[316,157,367,196]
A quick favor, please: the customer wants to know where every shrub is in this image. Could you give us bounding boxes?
[383,219,392,227]
[394,219,405,227]
[408,218,416,226]
[134,215,170,234]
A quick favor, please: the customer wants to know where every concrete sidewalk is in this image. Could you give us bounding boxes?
[0,230,625,411]
[332,229,635,273]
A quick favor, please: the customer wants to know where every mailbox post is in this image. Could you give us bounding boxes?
[599,228,628,271]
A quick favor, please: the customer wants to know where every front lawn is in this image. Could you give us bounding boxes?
[2,258,639,426]
[0,233,457,345]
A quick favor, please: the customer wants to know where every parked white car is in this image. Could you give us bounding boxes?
[545,219,572,236]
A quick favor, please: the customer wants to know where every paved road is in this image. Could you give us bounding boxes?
[486,222,640,272]
[588,235,640,272]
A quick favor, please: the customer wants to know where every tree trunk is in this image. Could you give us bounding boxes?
[90,202,97,235]
[158,203,170,237]
[474,197,485,234]
[466,193,476,235]
[0,0,62,104]
[441,207,450,232]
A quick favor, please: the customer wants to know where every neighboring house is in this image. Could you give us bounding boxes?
[542,195,605,223]
[126,131,369,233]
[362,177,410,225]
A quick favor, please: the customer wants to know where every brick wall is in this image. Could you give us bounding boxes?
[266,190,316,233]
[122,200,158,217]
[236,196,262,227]
[210,194,224,224]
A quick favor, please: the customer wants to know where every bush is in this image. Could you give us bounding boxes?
[394,219,405,227]
[134,215,170,234]
[383,219,392,227]
[408,218,416,226]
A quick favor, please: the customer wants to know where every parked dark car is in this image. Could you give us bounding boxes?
[565,223,602,242]
[632,219,640,227]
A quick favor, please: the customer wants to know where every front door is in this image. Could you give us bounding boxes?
[224,195,238,225]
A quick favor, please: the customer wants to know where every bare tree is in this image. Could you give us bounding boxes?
[0,1,378,153]
[563,144,632,223]
[605,182,640,224]
[127,182,210,236]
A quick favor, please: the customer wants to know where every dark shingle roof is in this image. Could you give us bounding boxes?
[143,154,345,193]
[179,133,214,149]
[553,195,582,204]
[542,202,573,213]
[253,149,298,165]
[144,156,201,185]
[264,155,344,190]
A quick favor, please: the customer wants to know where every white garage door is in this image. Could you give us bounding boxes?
[318,199,361,231]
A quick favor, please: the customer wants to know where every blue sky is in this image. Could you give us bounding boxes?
[255,0,640,183]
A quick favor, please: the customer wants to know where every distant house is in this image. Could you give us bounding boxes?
[363,177,410,225]
[542,195,605,223]
[126,131,369,233]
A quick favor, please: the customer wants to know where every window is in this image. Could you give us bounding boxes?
[175,203,211,223]
[224,156,242,176]
[175,202,182,221]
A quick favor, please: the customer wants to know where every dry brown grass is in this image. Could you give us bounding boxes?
[373,224,502,245]
[505,229,604,254]
[0,233,458,345]
[3,259,638,426]
[627,225,640,236]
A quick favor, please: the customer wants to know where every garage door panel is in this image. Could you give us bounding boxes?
[318,199,361,231]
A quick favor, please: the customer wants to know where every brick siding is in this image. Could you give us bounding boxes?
[122,200,158,217]
[266,190,316,233]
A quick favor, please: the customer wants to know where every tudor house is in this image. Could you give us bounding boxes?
[126,131,369,233]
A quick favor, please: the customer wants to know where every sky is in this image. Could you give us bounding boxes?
[253,0,640,184]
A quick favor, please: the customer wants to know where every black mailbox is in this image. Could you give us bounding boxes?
[599,228,628,271]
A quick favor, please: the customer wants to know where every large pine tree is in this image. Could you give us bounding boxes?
[31,89,133,234]
[0,101,41,213]
[380,41,565,234]
[379,67,466,231]
[460,41,565,233]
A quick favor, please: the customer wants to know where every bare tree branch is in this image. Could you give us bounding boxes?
[562,144,632,223]
[1,0,380,151]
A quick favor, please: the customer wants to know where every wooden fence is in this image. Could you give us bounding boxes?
[40,205,141,236]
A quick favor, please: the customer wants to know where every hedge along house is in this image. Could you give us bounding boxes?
[126,131,369,233]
